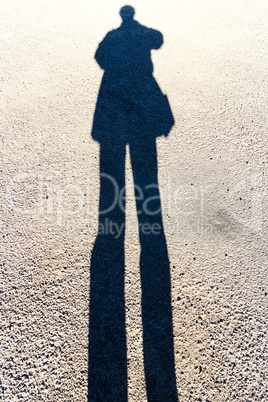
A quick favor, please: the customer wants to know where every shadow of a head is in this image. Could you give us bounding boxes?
[119,5,135,22]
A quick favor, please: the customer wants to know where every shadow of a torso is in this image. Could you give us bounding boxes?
[92,19,174,144]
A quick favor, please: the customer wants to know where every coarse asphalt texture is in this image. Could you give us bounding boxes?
[1,0,267,400]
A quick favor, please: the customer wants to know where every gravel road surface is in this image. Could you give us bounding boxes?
[1,0,267,400]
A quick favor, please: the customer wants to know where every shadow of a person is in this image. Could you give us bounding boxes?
[88,6,178,401]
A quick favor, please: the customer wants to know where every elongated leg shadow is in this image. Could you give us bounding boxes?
[88,143,127,401]
[130,138,178,401]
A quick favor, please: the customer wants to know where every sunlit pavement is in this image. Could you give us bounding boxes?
[1,1,267,400]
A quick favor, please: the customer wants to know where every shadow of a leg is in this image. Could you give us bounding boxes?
[140,239,178,401]
[88,143,127,401]
[88,236,127,401]
[130,138,178,401]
